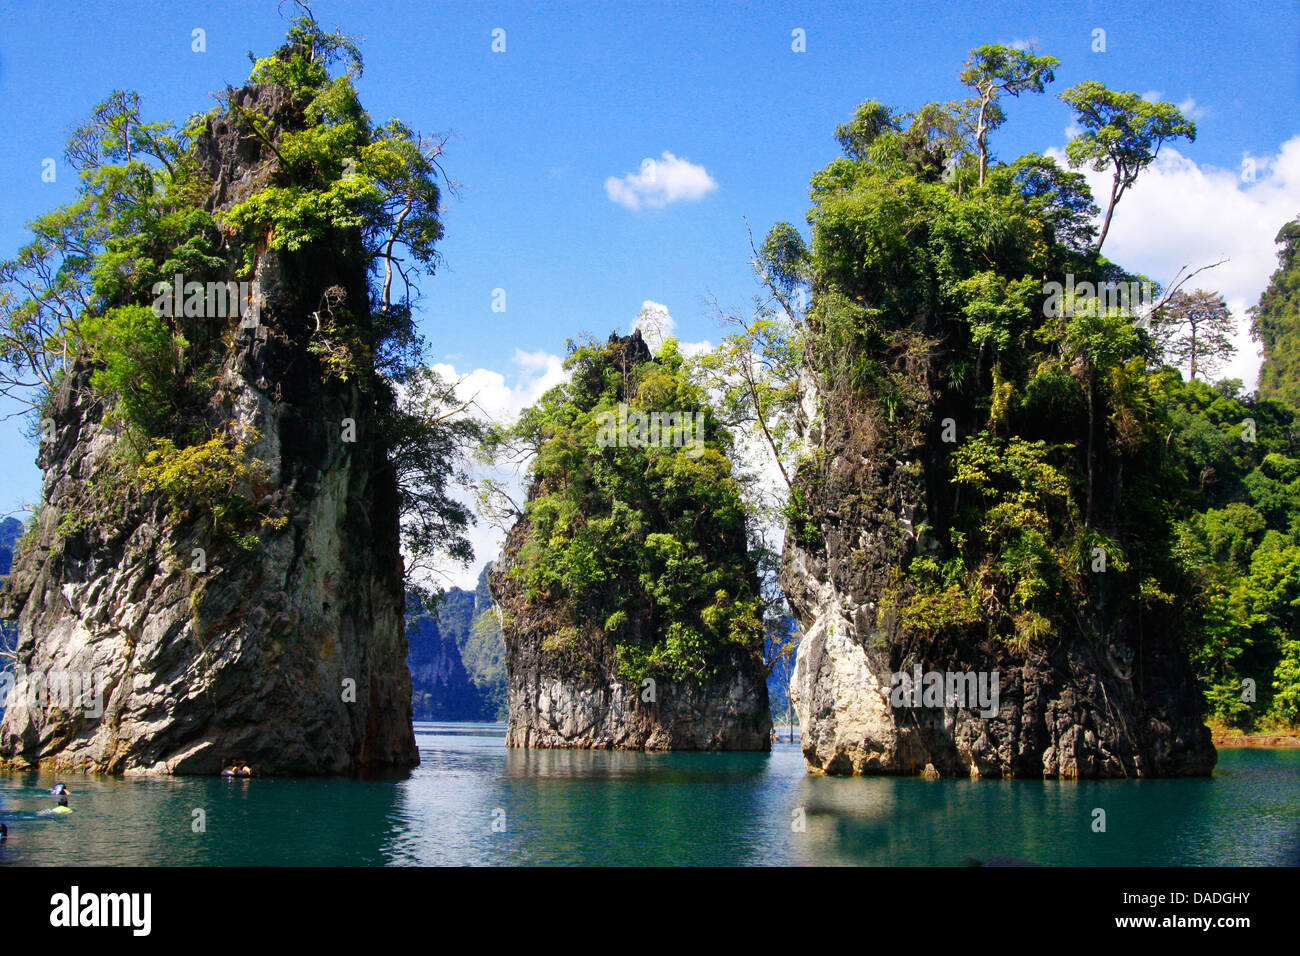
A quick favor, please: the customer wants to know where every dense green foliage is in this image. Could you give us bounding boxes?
[1252,219,1300,410]
[800,73,1156,656]
[490,335,763,685]
[1161,378,1300,725]
[225,20,443,286]
[137,428,287,550]
[77,305,187,440]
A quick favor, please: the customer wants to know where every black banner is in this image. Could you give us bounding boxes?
[3,866,1287,943]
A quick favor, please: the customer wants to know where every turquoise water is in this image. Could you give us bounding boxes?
[1,722,1297,866]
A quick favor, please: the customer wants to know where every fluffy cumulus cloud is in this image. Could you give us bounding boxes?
[429,347,566,423]
[1047,134,1300,387]
[605,151,717,210]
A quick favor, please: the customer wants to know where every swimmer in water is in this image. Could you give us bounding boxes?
[1,822,8,840]
[57,794,69,809]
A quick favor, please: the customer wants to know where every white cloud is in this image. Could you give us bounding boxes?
[632,300,676,352]
[678,338,714,358]
[430,347,566,423]
[630,299,712,356]
[419,349,568,590]
[605,151,717,210]
[1046,135,1300,388]
[1177,97,1207,121]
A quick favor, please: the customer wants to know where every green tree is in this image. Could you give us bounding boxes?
[834,100,902,162]
[693,221,807,495]
[1061,82,1196,252]
[380,366,482,575]
[0,88,195,416]
[959,44,1058,187]
[1007,153,1099,253]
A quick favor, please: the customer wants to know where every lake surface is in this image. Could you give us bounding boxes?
[1,722,1297,866]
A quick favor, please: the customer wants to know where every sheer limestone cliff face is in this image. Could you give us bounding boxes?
[782,375,1217,779]
[489,518,772,751]
[0,82,416,776]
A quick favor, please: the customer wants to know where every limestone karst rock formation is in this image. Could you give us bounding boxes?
[489,332,772,751]
[0,74,417,775]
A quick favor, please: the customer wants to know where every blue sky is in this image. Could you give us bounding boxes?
[1,0,1298,578]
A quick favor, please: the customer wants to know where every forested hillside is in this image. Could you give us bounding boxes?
[407,564,506,721]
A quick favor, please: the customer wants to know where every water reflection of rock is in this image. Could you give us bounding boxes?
[788,771,1224,866]
[501,748,776,865]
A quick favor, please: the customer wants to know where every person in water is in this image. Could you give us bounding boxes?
[1,822,8,840]
[57,794,69,808]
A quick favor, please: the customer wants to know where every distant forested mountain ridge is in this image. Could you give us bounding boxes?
[0,517,21,714]
[0,517,22,576]
[407,564,506,721]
